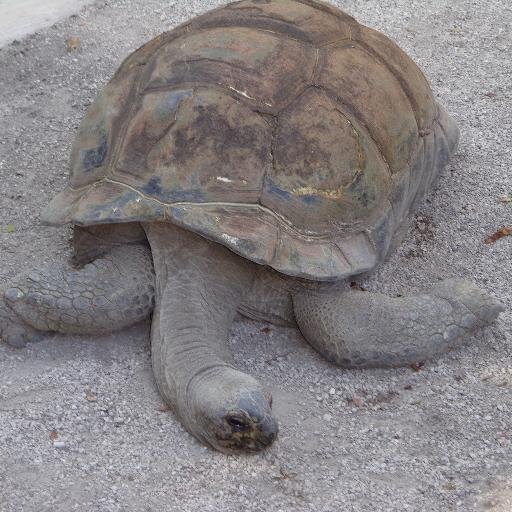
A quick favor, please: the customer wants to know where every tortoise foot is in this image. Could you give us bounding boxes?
[0,294,45,348]
[293,278,504,369]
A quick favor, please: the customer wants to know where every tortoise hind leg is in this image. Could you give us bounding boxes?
[292,279,504,368]
[1,244,155,347]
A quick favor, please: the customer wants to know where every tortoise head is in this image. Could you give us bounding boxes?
[185,371,278,454]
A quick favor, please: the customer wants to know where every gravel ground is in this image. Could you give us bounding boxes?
[0,0,511,511]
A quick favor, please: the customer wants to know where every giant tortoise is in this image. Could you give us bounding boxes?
[0,0,504,453]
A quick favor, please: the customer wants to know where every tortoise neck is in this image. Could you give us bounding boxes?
[143,222,256,411]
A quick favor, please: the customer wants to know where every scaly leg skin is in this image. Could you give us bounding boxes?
[293,279,505,368]
[144,222,278,453]
[0,244,155,347]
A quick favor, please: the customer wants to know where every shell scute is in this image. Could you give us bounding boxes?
[171,203,278,265]
[261,87,391,232]
[356,26,436,132]
[144,26,315,111]
[113,88,272,204]
[316,42,419,174]
[69,69,137,188]
[205,0,356,46]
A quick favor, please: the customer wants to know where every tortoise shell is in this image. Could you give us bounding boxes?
[41,0,459,280]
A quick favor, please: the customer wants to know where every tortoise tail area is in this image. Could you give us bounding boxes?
[409,103,460,213]
[436,103,460,162]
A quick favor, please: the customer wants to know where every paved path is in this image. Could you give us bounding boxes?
[0,0,95,47]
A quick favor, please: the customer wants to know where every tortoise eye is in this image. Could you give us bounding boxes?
[226,415,250,432]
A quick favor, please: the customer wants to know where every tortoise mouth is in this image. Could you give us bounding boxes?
[214,427,278,453]
[210,411,279,453]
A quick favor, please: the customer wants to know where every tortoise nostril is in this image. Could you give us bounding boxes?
[260,417,279,441]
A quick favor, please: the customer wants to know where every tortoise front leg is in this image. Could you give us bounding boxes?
[293,279,504,368]
[144,223,278,453]
[0,244,155,347]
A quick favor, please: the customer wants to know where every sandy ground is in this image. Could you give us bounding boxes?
[0,0,511,511]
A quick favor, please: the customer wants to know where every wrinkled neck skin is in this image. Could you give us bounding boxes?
[144,222,277,453]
